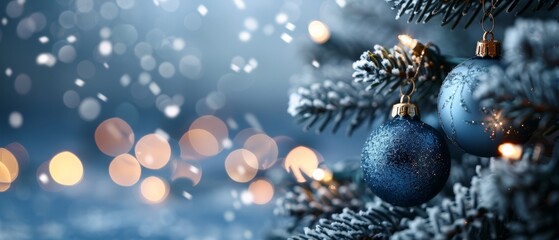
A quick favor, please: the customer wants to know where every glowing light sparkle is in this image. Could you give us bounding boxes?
[163,104,180,118]
[109,154,142,187]
[336,0,347,7]
[95,118,135,157]
[0,148,19,183]
[243,133,278,169]
[248,179,274,204]
[135,134,171,170]
[197,5,208,16]
[49,151,83,186]
[9,111,23,129]
[36,53,56,67]
[140,176,169,204]
[179,129,219,159]
[284,146,319,182]
[312,168,333,182]
[98,40,113,56]
[281,33,292,43]
[239,31,251,42]
[0,162,12,184]
[275,13,288,24]
[75,78,85,87]
[312,60,320,68]
[225,149,258,183]
[308,20,330,44]
[499,143,523,160]
[233,0,245,10]
[285,22,295,31]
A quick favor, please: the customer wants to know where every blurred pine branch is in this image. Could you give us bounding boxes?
[386,0,559,29]
[475,19,559,138]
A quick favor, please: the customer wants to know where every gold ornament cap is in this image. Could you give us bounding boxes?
[391,96,419,118]
[476,32,501,58]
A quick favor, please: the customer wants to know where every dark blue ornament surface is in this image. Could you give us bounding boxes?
[361,115,450,207]
[438,57,532,157]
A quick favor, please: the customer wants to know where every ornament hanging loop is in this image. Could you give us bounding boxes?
[482,31,495,42]
[399,79,415,101]
[477,0,501,58]
[400,94,411,104]
[392,40,432,118]
[480,11,495,34]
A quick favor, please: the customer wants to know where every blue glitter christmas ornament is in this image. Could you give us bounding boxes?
[438,36,532,157]
[361,101,451,207]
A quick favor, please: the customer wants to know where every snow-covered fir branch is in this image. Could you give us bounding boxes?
[393,167,506,240]
[290,199,424,240]
[287,144,559,240]
[480,145,559,239]
[268,161,374,238]
[386,0,559,29]
[288,80,395,135]
[352,44,446,95]
[291,166,506,240]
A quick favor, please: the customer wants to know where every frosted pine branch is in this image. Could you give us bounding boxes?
[479,145,559,239]
[288,80,394,135]
[386,0,559,29]
[271,161,373,237]
[290,199,424,240]
[475,19,559,136]
[393,169,506,240]
[352,44,450,100]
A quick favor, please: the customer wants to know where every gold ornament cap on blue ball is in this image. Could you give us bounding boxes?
[476,32,501,58]
[391,96,419,118]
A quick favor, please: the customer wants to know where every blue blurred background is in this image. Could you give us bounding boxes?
[0,0,376,239]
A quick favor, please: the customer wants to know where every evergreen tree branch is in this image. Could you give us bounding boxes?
[271,161,374,238]
[281,142,559,240]
[475,19,559,137]
[392,169,507,239]
[288,42,462,135]
[352,44,450,95]
[290,200,425,240]
[385,0,559,29]
[288,80,395,136]
[480,145,559,239]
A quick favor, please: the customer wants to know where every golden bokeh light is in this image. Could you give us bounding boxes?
[312,167,333,183]
[498,143,523,160]
[190,115,228,144]
[308,20,330,44]
[0,148,18,182]
[284,146,319,183]
[0,182,10,192]
[179,129,220,160]
[243,134,278,169]
[248,179,274,205]
[171,160,202,186]
[140,176,169,204]
[398,35,415,47]
[0,161,11,183]
[109,154,142,187]
[49,151,84,186]
[225,149,259,183]
[135,134,171,169]
[312,168,325,181]
[95,118,135,157]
